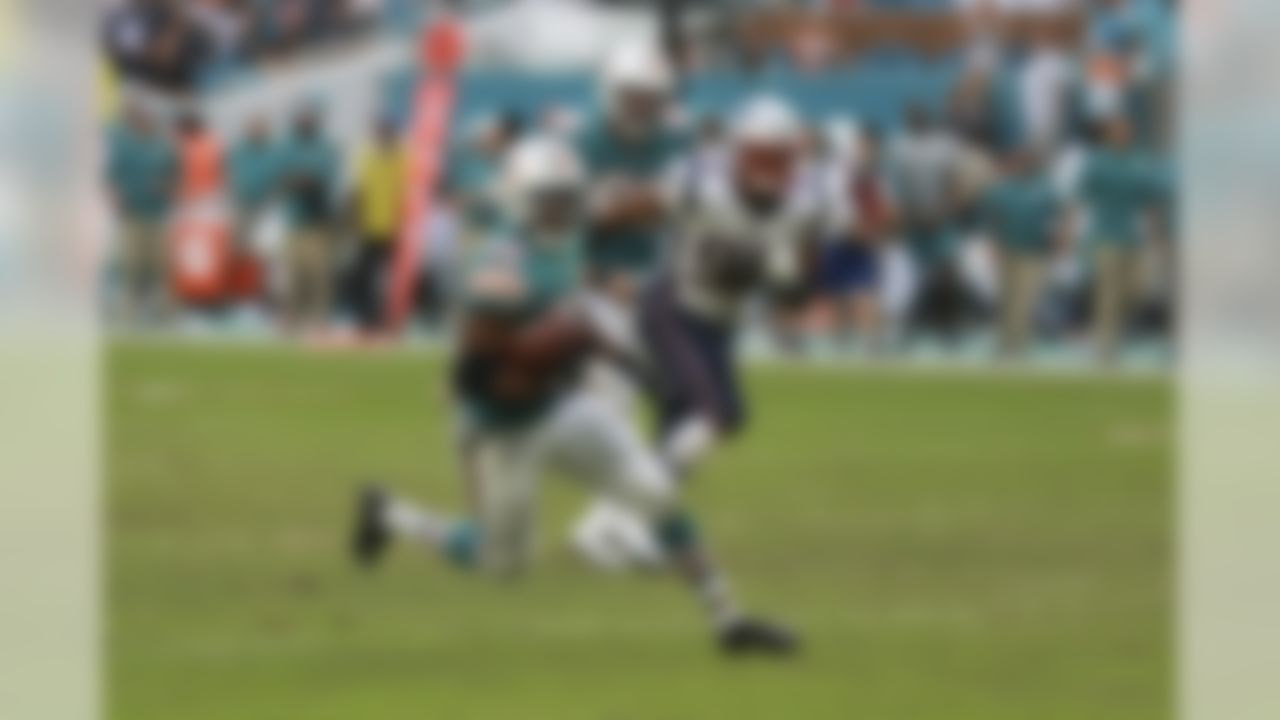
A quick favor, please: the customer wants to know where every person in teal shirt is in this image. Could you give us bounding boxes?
[981,146,1068,358]
[227,115,281,249]
[1078,115,1162,363]
[278,105,342,331]
[445,112,522,248]
[106,105,178,326]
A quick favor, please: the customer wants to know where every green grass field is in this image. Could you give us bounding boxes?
[108,343,1171,720]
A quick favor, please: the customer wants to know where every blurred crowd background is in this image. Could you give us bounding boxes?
[99,0,1177,367]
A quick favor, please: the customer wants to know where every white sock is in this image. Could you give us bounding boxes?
[572,501,666,571]
[663,416,718,480]
[382,497,456,548]
[697,571,743,630]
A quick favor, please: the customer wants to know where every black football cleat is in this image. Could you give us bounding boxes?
[719,617,800,658]
[352,485,391,568]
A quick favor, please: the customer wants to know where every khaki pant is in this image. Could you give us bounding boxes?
[1093,245,1141,363]
[285,228,333,330]
[997,251,1047,358]
[119,219,171,327]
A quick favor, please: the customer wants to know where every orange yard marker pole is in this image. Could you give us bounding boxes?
[385,16,464,335]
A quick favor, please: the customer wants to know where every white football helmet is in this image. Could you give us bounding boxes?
[731,95,803,148]
[501,135,587,230]
[730,95,803,204]
[601,40,674,126]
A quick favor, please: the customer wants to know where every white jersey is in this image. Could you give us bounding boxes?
[671,171,822,324]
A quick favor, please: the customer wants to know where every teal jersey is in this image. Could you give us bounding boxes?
[456,232,586,430]
[444,146,503,233]
[981,173,1062,255]
[227,139,281,210]
[106,126,177,222]
[1148,154,1176,236]
[279,135,340,226]
[904,225,958,267]
[1079,149,1161,247]
[576,116,689,274]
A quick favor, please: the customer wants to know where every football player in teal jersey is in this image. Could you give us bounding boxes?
[578,41,689,289]
[569,40,695,570]
[352,135,797,657]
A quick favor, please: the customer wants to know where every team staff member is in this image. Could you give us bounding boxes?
[821,125,896,349]
[347,117,408,330]
[1078,115,1162,364]
[980,146,1069,359]
[107,105,178,327]
[227,115,281,250]
[279,103,342,332]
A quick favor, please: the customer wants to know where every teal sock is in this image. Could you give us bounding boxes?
[655,512,700,554]
[655,512,741,628]
[444,521,480,569]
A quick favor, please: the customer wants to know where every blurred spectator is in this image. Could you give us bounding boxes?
[890,106,969,340]
[418,194,464,329]
[1077,115,1161,363]
[1082,0,1175,143]
[951,117,1000,227]
[980,145,1067,358]
[958,0,1005,78]
[958,0,1081,12]
[107,105,179,326]
[892,106,959,266]
[686,115,730,191]
[447,112,523,248]
[821,125,896,348]
[1013,27,1077,151]
[186,0,250,66]
[950,63,1002,152]
[347,117,409,330]
[227,115,282,249]
[279,105,342,331]
[102,1,212,93]
[102,0,387,92]
[176,111,225,203]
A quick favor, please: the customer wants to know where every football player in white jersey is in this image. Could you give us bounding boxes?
[571,95,824,570]
[645,93,822,476]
